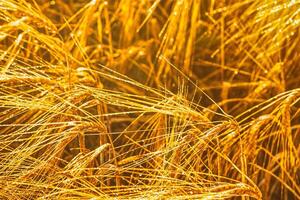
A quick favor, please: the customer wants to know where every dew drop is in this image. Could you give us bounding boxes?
[68,121,76,126]
[90,0,97,5]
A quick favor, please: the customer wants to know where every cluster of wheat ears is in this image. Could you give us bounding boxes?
[0,0,300,199]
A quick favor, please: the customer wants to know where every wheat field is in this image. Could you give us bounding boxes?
[0,0,300,199]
